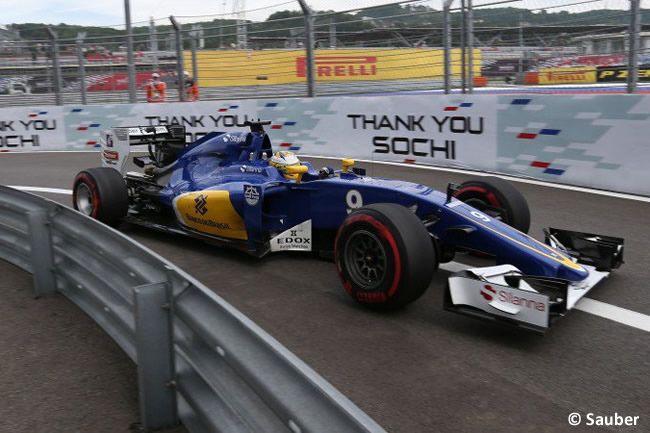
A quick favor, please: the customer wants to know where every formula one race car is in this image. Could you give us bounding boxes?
[73,120,624,332]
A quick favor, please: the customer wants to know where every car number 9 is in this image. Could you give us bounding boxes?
[346,190,363,213]
[470,210,491,222]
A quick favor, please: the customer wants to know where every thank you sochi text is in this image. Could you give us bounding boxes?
[0,118,56,148]
[347,113,484,161]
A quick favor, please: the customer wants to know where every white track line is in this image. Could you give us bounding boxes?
[574,298,650,333]
[9,186,72,195]
[440,263,650,333]
[9,187,650,333]
[302,155,650,204]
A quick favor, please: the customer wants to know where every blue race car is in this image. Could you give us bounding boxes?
[73,120,624,332]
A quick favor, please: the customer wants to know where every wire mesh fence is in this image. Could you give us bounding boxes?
[1,0,649,107]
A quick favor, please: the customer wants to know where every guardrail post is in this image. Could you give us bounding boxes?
[27,210,56,298]
[298,0,316,97]
[170,16,185,102]
[46,26,63,106]
[76,32,87,105]
[442,0,453,94]
[134,282,177,430]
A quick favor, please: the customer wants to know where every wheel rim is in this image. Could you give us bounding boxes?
[344,230,387,291]
[75,183,94,216]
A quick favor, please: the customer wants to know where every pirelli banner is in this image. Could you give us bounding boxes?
[184,48,481,86]
[2,94,650,196]
[537,67,597,85]
[596,66,650,82]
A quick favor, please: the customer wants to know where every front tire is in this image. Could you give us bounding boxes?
[73,167,128,227]
[334,203,437,310]
[454,176,530,233]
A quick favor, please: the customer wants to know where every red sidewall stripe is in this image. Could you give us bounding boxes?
[335,213,402,298]
[73,173,100,218]
[455,186,501,208]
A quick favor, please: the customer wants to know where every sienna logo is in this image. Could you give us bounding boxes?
[480,284,496,301]
[480,284,546,312]
[194,194,208,215]
[296,56,377,78]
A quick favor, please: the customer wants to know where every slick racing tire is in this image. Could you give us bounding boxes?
[73,167,128,227]
[454,176,531,233]
[334,203,437,310]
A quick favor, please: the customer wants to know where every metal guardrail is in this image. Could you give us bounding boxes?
[0,185,386,433]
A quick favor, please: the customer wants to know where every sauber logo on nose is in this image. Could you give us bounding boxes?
[296,56,377,78]
[194,194,208,215]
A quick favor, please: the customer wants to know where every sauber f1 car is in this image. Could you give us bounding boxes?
[73,120,624,333]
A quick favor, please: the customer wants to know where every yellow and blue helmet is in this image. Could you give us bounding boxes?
[269,151,302,180]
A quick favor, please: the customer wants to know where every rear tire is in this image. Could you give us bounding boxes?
[73,167,128,227]
[454,176,530,233]
[334,203,437,310]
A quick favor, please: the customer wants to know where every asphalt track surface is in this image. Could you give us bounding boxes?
[1,153,650,433]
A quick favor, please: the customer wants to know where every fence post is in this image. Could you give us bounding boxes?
[149,17,159,72]
[460,0,466,94]
[76,32,87,105]
[46,27,63,106]
[190,26,199,88]
[134,282,177,430]
[467,0,474,94]
[27,210,56,298]
[443,0,453,94]
[518,12,523,84]
[627,0,641,94]
[329,19,336,49]
[298,0,316,97]
[170,16,186,102]
[124,0,137,103]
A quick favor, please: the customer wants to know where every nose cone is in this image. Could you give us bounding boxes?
[556,260,589,282]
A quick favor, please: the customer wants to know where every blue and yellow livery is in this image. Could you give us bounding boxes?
[74,120,624,333]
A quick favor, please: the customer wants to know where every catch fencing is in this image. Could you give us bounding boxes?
[2,0,650,107]
[0,185,386,433]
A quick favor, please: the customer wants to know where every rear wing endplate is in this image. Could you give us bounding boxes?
[100,125,186,174]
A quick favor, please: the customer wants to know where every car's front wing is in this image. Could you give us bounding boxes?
[444,264,609,333]
[443,228,623,333]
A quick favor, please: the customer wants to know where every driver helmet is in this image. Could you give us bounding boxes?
[269,151,302,180]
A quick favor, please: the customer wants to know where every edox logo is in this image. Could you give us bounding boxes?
[194,194,208,215]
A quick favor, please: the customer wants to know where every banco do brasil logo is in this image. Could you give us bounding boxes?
[194,194,208,215]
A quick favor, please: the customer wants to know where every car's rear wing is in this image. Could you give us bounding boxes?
[100,125,186,174]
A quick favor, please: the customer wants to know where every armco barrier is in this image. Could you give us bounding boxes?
[2,93,650,196]
[0,185,386,433]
